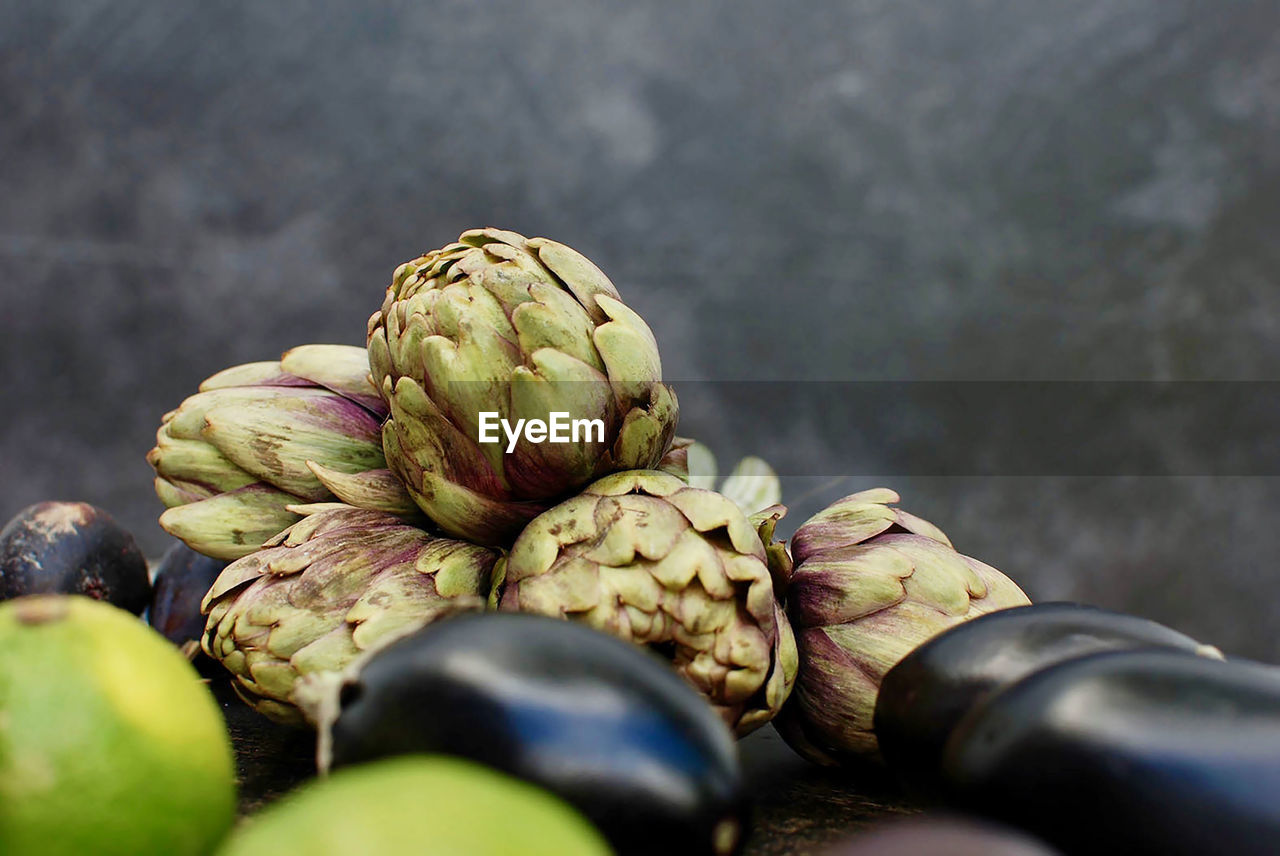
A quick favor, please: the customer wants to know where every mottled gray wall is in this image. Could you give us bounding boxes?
[3,2,1279,657]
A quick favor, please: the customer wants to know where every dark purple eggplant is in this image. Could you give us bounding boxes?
[942,649,1280,856]
[148,541,226,652]
[874,603,1217,794]
[822,816,1060,855]
[320,613,747,856]
[0,501,150,614]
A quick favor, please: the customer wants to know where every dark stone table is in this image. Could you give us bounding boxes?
[216,681,919,855]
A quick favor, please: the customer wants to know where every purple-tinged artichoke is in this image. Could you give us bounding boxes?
[148,345,415,560]
[775,488,1030,765]
[201,504,498,725]
[366,228,679,546]
[494,469,797,735]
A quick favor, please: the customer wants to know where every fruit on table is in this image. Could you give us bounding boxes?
[0,501,150,614]
[774,488,1030,765]
[942,649,1280,856]
[202,503,498,725]
[874,602,1222,794]
[493,469,797,736]
[148,541,227,655]
[217,755,610,856]
[148,344,415,560]
[0,595,235,856]
[366,227,679,546]
[308,613,747,856]
[822,816,1060,855]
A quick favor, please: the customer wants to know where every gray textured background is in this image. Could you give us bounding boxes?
[2,2,1278,658]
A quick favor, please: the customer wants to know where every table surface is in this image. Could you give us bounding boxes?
[216,681,920,855]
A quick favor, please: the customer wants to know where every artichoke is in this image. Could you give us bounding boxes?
[683,441,782,518]
[655,436,696,480]
[367,228,679,546]
[774,488,1030,765]
[201,504,498,724]
[148,345,415,560]
[493,469,797,736]
[659,438,782,518]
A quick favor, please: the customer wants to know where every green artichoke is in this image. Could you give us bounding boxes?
[493,469,797,735]
[682,440,782,518]
[367,228,679,546]
[774,488,1031,765]
[654,436,696,480]
[148,345,415,560]
[201,504,498,724]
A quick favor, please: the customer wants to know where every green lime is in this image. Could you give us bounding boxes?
[0,595,236,855]
[219,756,611,856]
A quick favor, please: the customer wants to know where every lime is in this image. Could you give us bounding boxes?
[219,756,611,856]
[0,595,236,855]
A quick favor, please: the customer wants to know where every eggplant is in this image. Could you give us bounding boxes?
[941,649,1280,856]
[0,501,150,614]
[320,613,747,856]
[148,542,226,652]
[822,816,1060,855]
[874,603,1216,794]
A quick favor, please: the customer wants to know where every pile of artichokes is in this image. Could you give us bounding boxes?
[149,227,1029,758]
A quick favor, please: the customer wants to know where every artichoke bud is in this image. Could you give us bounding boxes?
[366,229,680,546]
[494,469,798,736]
[201,504,499,725]
[775,489,1031,766]
[656,436,696,480]
[752,505,793,596]
[148,345,416,559]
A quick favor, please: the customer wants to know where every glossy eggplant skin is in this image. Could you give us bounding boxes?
[148,542,226,648]
[0,501,150,614]
[942,650,1280,856]
[327,613,747,856]
[874,603,1214,794]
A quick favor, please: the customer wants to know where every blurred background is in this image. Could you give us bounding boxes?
[2,2,1278,657]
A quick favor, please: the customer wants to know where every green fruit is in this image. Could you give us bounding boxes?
[0,595,236,856]
[219,756,611,856]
